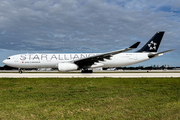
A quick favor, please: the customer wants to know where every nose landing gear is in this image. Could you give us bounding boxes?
[19,68,22,74]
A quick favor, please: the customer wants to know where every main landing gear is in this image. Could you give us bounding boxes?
[19,68,22,74]
[81,69,93,73]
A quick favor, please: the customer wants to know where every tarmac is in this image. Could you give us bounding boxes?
[0,73,180,78]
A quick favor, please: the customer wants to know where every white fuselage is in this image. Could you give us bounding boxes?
[3,53,159,69]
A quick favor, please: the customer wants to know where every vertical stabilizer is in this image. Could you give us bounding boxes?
[137,31,165,52]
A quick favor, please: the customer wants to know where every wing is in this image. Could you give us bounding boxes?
[73,42,140,69]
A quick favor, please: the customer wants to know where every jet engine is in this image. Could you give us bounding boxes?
[58,63,78,71]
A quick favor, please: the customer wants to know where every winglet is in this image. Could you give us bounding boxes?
[129,42,141,48]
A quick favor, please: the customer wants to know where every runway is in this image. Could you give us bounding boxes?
[0,73,180,78]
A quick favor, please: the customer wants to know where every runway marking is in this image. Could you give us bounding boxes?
[0,73,180,78]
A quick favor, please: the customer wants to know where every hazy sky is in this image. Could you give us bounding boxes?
[0,0,180,67]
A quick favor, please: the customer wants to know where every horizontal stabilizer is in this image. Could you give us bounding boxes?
[148,49,175,58]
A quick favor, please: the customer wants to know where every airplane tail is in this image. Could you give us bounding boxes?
[137,31,165,52]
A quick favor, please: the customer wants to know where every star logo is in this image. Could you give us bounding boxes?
[148,41,157,50]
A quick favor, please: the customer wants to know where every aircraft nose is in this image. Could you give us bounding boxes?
[2,60,7,64]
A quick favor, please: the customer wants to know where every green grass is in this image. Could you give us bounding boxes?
[0,78,180,120]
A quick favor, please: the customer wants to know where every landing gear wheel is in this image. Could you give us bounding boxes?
[81,70,93,73]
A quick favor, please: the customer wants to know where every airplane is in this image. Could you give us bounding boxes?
[2,31,175,73]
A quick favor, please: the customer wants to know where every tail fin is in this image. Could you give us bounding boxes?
[137,31,165,52]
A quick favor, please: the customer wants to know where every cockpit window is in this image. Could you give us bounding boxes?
[7,58,10,60]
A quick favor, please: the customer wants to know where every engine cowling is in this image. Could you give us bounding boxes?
[91,63,104,68]
[58,63,78,71]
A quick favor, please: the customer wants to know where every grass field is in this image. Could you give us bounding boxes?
[0,78,180,120]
